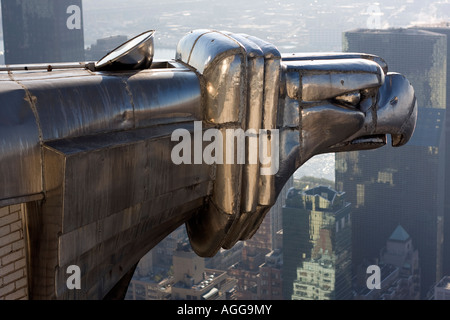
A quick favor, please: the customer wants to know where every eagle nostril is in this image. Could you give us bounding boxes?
[390,96,398,106]
[335,91,361,106]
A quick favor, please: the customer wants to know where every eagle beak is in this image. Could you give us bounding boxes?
[376,73,418,147]
[334,72,418,151]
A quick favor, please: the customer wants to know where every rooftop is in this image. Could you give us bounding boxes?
[345,28,447,37]
[414,21,450,29]
[436,276,450,290]
[304,186,341,203]
[389,225,410,242]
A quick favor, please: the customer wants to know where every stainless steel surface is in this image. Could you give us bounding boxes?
[0,62,91,72]
[224,32,264,218]
[281,52,389,74]
[0,81,42,202]
[244,34,281,213]
[0,29,417,299]
[95,30,155,71]
[182,31,416,257]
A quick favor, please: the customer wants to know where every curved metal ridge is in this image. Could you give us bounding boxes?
[96,30,155,71]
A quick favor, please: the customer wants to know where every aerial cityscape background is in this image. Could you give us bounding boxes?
[0,0,450,300]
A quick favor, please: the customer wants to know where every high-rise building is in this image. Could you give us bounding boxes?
[205,243,244,271]
[171,243,238,301]
[433,276,450,300]
[127,242,237,300]
[133,225,188,279]
[355,225,420,300]
[228,176,293,299]
[257,249,283,300]
[413,22,450,279]
[337,28,447,298]
[378,225,420,299]
[1,0,85,64]
[245,176,294,253]
[282,186,352,300]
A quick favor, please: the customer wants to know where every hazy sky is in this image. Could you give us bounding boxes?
[82,0,450,47]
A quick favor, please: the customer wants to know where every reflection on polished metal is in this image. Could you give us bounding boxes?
[0,29,417,299]
[95,30,155,71]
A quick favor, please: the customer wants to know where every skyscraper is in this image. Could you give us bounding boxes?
[337,28,447,298]
[282,186,352,300]
[433,276,450,300]
[354,225,420,300]
[1,0,85,64]
[244,176,294,253]
[413,22,450,280]
[257,249,283,300]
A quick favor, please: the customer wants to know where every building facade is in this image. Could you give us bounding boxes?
[355,225,420,300]
[282,186,352,300]
[229,176,293,300]
[434,276,450,300]
[2,0,85,64]
[413,23,450,279]
[337,28,447,298]
[126,242,237,300]
[0,204,29,300]
[257,249,283,300]
[171,243,237,300]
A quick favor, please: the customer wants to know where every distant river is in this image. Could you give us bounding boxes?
[294,154,335,182]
